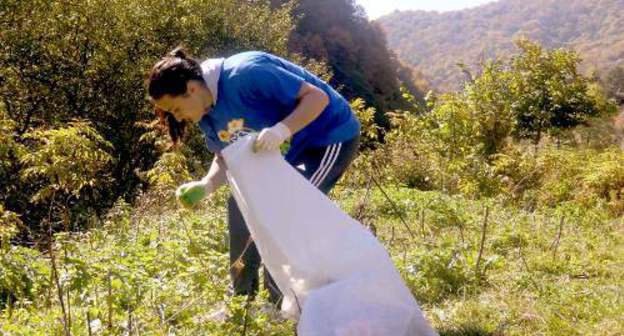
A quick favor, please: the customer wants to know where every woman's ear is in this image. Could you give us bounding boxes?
[187,80,203,94]
[184,82,194,97]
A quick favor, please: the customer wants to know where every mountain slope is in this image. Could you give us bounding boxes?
[378,0,624,91]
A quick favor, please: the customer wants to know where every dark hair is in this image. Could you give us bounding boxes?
[154,107,187,146]
[148,47,203,99]
[148,47,203,144]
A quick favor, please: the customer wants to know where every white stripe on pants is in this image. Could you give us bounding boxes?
[310,143,342,187]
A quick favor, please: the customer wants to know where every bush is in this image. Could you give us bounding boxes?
[0,0,294,235]
[0,243,49,309]
[361,40,618,201]
[577,147,624,214]
[19,120,113,232]
[510,39,604,143]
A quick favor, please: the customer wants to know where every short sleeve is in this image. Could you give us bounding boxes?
[236,64,305,106]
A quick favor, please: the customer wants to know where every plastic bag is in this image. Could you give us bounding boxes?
[222,135,437,336]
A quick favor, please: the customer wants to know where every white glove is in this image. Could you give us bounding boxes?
[254,122,292,152]
[175,178,216,208]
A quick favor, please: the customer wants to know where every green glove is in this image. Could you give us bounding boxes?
[175,180,214,208]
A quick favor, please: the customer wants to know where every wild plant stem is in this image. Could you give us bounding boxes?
[551,216,565,259]
[370,173,416,239]
[475,206,489,281]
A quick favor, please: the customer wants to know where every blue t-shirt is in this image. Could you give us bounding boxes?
[198,51,360,161]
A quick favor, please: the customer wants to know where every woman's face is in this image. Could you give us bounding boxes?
[154,81,212,123]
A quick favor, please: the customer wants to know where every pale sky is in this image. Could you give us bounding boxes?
[356,0,498,19]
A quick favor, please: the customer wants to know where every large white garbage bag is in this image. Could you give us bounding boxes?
[222,135,437,336]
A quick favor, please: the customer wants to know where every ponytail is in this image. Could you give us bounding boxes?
[168,46,187,59]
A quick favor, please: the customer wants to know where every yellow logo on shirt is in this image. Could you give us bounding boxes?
[218,118,247,143]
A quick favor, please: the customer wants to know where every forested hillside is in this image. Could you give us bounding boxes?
[271,0,429,120]
[378,0,624,91]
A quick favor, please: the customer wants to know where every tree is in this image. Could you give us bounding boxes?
[509,39,601,143]
[271,0,427,124]
[20,121,113,232]
[463,61,515,155]
[0,0,294,235]
[376,40,616,196]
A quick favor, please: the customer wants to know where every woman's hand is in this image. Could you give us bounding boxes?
[254,122,291,152]
[176,155,227,208]
[175,179,216,208]
[254,83,328,153]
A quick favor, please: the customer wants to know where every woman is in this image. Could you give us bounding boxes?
[147,47,360,304]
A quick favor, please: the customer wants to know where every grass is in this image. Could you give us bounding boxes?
[336,186,624,335]
[1,186,623,335]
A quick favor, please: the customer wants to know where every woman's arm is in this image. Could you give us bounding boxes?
[281,82,329,134]
[254,82,329,151]
[201,154,227,189]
